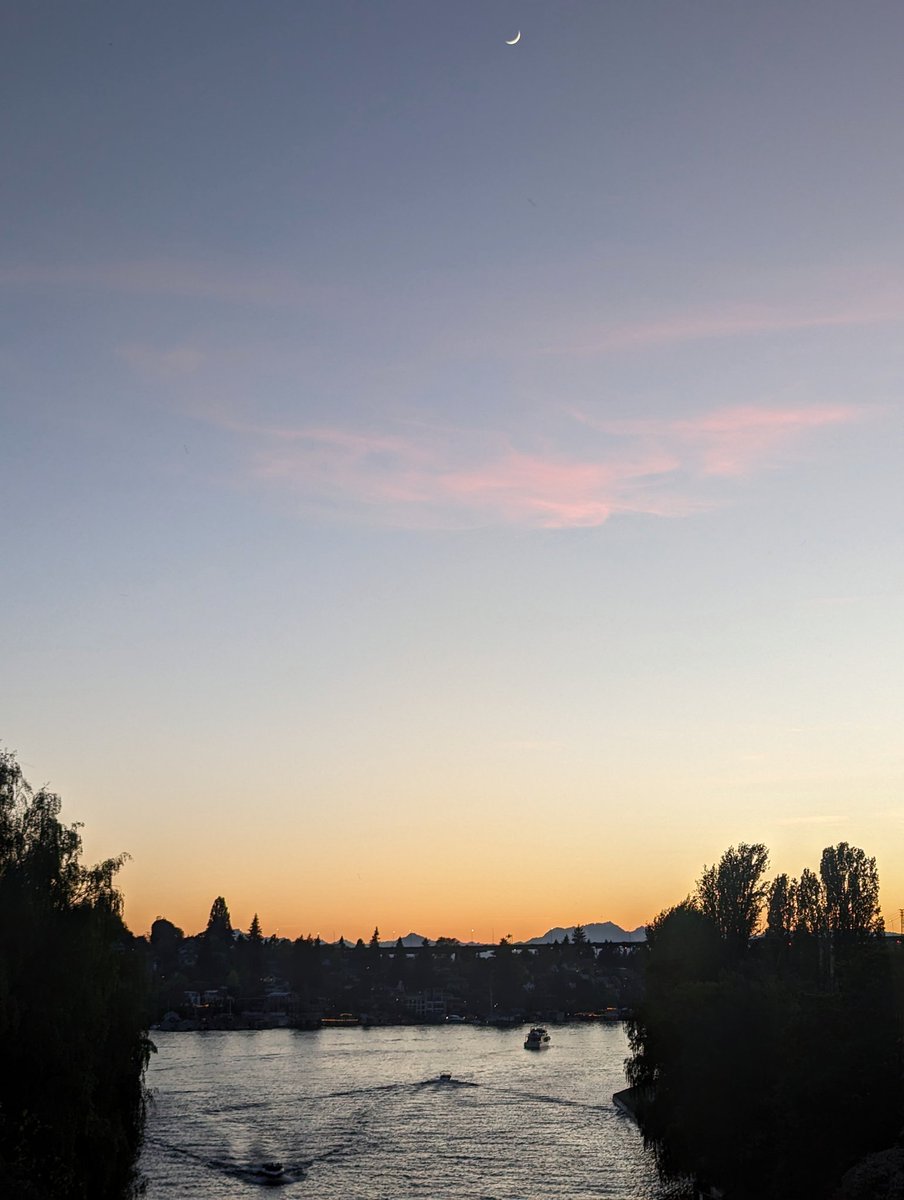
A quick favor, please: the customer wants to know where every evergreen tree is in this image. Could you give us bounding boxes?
[197,896,234,987]
[572,923,593,959]
[206,896,233,939]
[241,913,264,994]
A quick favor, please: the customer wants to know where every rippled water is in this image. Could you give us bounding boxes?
[142,1023,665,1198]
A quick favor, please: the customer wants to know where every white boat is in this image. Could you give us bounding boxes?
[524,1026,550,1050]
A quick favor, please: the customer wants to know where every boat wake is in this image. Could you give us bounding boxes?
[318,1076,478,1099]
[223,1159,311,1186]
[318,1080,416,1099]
[484,1085,611,1113]
[144,1137,313,1185]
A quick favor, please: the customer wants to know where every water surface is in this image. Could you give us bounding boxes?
[142,1023,664,1198]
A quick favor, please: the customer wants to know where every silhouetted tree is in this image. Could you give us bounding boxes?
[572,922,595,961]
[626,842,901,1200]
[644,899,724,982]
[150,916,184,973]
[365,927,383,995]
[206,895,233,939]
[765,874,795,941]
[696,842,769,951]
[197,895,234,986]
[820,842,883,939]
[238,913,264,994]
[0,750,150,1199]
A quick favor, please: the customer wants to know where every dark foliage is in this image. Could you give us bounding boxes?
[0,751,151,1199]
[626,842,902,1200]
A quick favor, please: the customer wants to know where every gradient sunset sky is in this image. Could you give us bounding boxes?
[3,2,903,942]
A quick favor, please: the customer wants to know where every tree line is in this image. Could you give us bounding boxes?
[149,902,642,1025]
[626,842,903,1200]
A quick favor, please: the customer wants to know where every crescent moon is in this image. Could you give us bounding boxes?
[505,31,521,45]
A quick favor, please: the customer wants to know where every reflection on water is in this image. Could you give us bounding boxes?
[142,1023,665,1198]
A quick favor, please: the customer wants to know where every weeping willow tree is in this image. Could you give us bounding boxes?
[0,750,151,1199]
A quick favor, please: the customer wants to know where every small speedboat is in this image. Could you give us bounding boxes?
[438,1072,453,1081]
[260,1161,285,1183]
[524,1026,550,1050]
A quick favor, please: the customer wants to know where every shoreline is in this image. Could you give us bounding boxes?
[151,1011,629,1033]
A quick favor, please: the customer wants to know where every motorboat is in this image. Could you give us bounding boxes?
[259,1161,285,1183]
[524,1026,550,1050]
[438,1072,453,1081]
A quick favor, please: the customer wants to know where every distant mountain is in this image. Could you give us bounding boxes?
[378,932,431,948]
[371,924,647,949]
[526,922,646,945]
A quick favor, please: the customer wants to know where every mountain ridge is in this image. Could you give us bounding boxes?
[526,921,646,944]
[374,921,646,948]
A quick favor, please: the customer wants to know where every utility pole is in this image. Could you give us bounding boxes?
[899,908,903,937]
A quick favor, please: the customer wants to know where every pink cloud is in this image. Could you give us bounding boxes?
[217,402,860,529]
[676,404,858,476]
[583,404,860,478]
[435,447,686,527]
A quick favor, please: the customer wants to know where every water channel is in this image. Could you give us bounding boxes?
[142,1022,670,1198]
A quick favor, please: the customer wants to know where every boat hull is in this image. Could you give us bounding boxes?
[523,1026,551,1049]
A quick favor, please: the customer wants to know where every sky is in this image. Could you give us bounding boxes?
[2,1,903,942]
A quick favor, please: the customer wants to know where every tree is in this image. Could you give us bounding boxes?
[793,867,824,935]
[366,927,383,989]
[626,841,901,1200]
[239,913,264,994]
[197,895,234,987]
[206,896,233,940]
[149,917,185,1005]
[0,750,150,1198]
[819,843,883,939]
[150,916,184,966]
[644,899,724,982]
[765,874,795,943]
[696,842,769,951]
